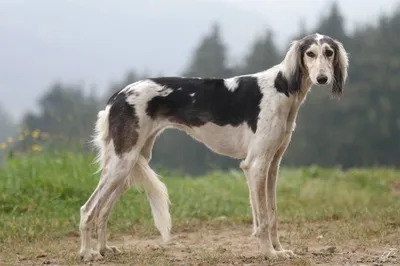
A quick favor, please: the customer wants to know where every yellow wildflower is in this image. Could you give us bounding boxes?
[32,129,40,139]
[7,137,13,143]
[18,135,24,141]
[0,143,7,149]
[32,144,42,152]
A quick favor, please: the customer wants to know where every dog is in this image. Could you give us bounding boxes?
[78,33,349,261]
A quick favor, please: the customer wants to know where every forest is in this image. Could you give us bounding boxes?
[1,3,400,175]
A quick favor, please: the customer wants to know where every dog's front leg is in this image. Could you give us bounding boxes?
[267,133,295,257]
[241,154,277,258]
[241,123,295,260]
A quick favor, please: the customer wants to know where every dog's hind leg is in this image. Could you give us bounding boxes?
[96,133,171,257]
[79,108,113,262]
[96,178,130,256]
[79,98,144,261]
[79,148,139,262]
[78,178,106,262]
[94,134,148,257]
[96,156,171,257]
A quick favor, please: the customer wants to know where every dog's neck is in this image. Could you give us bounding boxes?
[298,76,313,103]
[279,62,313,103]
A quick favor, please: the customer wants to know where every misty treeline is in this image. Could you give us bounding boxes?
[2,3,400,174]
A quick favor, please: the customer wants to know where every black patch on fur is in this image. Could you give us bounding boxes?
[108,92,139,155]
[300,36,318,55]
[107,90,120,105]
[319,36,338,48]
[146,77,262,132]
[290,65,303,94]
[299,35,319,71]
[274,66,303,97]
[332,61,343,97]
[274,71,290,97]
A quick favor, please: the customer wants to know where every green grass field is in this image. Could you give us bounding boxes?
[0,152,399,265]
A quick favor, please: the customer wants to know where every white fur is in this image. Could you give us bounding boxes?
[78,34,349,262]
[91,106,111,173]
[315,33,324,42]
[189,123,252,158]
[224,77,239,91]
[134,156,171,241]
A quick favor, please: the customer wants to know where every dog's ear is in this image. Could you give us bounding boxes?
[332,40,349,98]
[283,40,304,94]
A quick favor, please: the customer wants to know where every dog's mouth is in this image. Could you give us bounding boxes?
[316,83,331,87]
[313,82,331,87]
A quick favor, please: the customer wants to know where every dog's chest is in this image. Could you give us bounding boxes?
[188,122,252,159]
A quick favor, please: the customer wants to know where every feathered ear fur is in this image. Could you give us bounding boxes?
[332,40,349,98]
[282,40,304,94]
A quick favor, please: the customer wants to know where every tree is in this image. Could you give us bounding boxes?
[20,83,101,151]
[183,22,232,77]
[315,1,348,42]
[241,29,280,74]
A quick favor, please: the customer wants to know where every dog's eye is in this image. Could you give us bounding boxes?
[306,51,315,58]
[325,50,333,57]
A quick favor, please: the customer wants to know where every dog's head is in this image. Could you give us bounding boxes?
[284,33,349,97]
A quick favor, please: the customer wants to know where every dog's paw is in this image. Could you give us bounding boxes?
[99,245,122,256]
[276,249,297,258]
[261,246,297,260]
[79,249,103,262]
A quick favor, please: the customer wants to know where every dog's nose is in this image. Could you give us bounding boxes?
[317,75,328,85]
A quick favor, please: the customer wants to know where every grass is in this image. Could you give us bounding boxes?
[0,152,399,265]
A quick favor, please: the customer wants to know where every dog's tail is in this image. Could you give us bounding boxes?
[92,105,111,173]
[133,156,171,242]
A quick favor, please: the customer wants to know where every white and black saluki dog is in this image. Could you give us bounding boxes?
[79,33,349,261]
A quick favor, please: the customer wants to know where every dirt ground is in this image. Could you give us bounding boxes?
[3,221,399,266]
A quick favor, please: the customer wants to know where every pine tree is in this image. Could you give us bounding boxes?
[242,29,280,74]
[21,83,101,150]
[184,22,231,77]
[315,1,348,42]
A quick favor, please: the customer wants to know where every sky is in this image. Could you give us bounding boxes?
[0,0,398,122]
